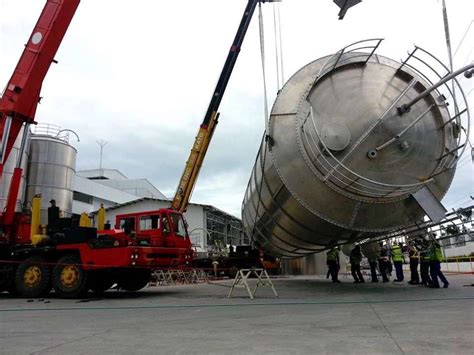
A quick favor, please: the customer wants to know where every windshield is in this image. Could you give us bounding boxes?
[170,214,187,238]
[139,215,160,231]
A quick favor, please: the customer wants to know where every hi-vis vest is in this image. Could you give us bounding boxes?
[327,248,338,261]
[409,246,419,259]
[420,250,430,262]
[430,245,443,262]
[391,245,403,262]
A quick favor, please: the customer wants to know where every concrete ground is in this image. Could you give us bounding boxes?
[0,273,473,355]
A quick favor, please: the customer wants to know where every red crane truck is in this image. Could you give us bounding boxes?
[0,0,263,298]
[0,0,194,298]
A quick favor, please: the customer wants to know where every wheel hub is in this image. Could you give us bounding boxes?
[23,266,42,288]
[60,265,79,288]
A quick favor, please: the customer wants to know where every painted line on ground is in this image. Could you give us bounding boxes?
[0,296,473,313]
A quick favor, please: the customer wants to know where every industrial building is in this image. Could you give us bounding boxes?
[0,123,244,253]
[96,198,246,253]
[73,168,166,215]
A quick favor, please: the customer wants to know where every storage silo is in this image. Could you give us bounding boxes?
[0,127,29,212]
[242,39,470,260]
[25,124,77,223]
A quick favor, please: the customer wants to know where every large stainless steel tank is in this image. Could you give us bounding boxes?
[26,124,77,223]
[242,39,469,258]
[0,127,29,212]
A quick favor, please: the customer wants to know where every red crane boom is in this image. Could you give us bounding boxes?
[0,0,80,227]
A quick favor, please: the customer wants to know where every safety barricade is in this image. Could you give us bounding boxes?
[150,269,209,286]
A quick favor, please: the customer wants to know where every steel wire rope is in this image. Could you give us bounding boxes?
[272,3,281,90]
[272,1,285,90]
[453,20,473,58]
[277,3,285,85]
[249,2,271,241]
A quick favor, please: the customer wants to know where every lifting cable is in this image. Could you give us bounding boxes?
[249,2,287,242]
[258,2,269,122]
[246,2,269,239]
[273,1,285,90]
[249,3,270,240]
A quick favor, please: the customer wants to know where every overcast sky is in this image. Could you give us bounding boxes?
[1,0,472,217]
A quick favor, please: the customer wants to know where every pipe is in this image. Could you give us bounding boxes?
[398,63,474,114]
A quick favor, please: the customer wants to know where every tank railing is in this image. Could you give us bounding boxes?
[399,63,473,114]
[31,123,76,143]
[302,123,401,198]
[302,44,470,198]
[397,46,471,175]
[314,38,384,83]
[358,205,473,250]
[303,123,426,199]
[301,107,432,199]
[316,78,418,185]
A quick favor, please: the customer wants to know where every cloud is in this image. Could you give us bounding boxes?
[1,0,472,218]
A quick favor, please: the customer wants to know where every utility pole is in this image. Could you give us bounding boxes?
[97,140,108,178]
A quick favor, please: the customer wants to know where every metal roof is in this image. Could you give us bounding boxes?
[94,197,241,222]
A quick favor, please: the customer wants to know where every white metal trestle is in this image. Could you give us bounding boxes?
[227,268,278,300]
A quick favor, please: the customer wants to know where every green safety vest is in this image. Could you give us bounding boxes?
[420,251,430,262]
[430,246,443,262]
[327,249,338,261]
[391,245,403,262]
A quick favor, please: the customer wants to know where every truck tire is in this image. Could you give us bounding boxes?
[0,264,15,293]
[52,255,88,298]
[15,256,51,298]
[88,272,115,294]
[118,269,151,292]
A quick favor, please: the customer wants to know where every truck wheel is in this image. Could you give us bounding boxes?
[52,255,88,298]
[15,256,51,298]
[118,269,151,291]
[88,272,115,294]
[0,264,15,293]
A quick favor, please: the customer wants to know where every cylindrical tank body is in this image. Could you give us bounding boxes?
[341,244,355,258]
[25,130,77,224]
[361,242,382,261]
[0,127,29,212]
[242,42,459,258]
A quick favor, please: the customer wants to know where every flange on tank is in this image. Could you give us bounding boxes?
[242,39,471,258]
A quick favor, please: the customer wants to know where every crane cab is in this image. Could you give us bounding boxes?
[114,209,192,261]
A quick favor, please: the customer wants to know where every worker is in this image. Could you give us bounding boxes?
[350,245,365,283]
[408,241,420,285]
[368,254,378,282]
[212,259,219,277]
[47,199,60,235]
[378,242,390,283]
[391,242,404,282]
[326,247,341,283]
[419,241,432,287]
[429,241,449,288]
